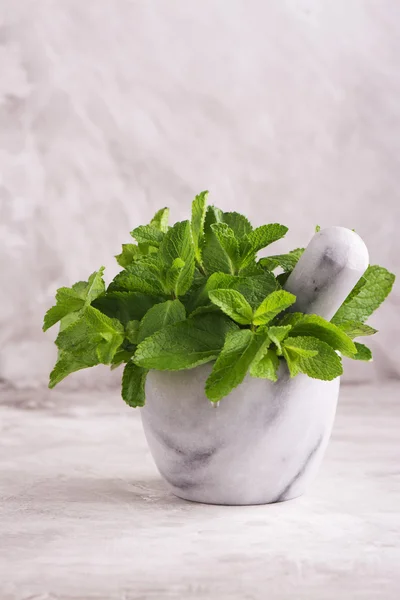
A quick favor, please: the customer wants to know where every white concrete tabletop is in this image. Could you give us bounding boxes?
[1,383,399,599]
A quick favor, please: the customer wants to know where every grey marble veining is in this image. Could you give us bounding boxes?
[141,227,367,505]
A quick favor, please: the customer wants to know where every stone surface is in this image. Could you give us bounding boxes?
[0,0,399,389]
[1,384,399,599]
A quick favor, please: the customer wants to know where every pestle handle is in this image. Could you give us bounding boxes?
[284,226,369,321]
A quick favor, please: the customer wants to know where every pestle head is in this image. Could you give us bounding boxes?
[285,226,369,321]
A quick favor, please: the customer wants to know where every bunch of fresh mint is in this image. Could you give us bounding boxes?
[43,192,395,405]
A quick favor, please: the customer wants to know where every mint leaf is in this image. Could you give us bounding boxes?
[93,291,162,324]
[204,205,224,231]
[84,267,106,304]
[122,362,147,407]
[222,212,252,238]
[110,260,165,296]
[150,207,169,232]
[159,220,195,296]
[49,306,124,387]
[134,314,238,370]
[267,325,292,353]
[253,291,296,325]
[164,258,185,296]
[209,289,253,325]
[234,274,279,308]
[49,349,99,388]
[126,320,140,344]
[189,304,221,317]
[332,265,395,324]
[287,314,356,356]
[282,336,343,380]
[189,271,278,314]
[202,224,237,275]
[56,306,124,363]
[350,342,373,361]
[110,349,135,370]
[240,224,288,270]
[242,223,288,256]
[43,288,85,331]
[137,299,186,343]
[131,224,164,248]
[250,348,280,381]
[260,248,304,273]
[205,329,265,401]
[336,321,377,339]
[43,267,105,331]
[115,244,141,268]
[211,223,240,271]
[191,191,208,265]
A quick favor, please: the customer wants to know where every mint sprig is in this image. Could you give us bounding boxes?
[43,192,394,404]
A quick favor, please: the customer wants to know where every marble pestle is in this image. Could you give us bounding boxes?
[285,226,369,320]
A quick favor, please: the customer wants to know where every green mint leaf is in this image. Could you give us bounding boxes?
[59,311,82,332]
[49,306,124,387]
[131,225,164,248]
[189,304,221,317]
[222,212,252,238]
[350,342,373,362]
[55,306,124,365]
[205,329,265,401]
[315,225,321,232]
[115,244,142,268]
[238,262,265,276]
[111,349,135,370]
[189,271,278,314]
[121,362,148,407]
[43,288,85,331]
[83,267,106,304]
[240,224,288,269]
[150,207,169,232]
[260,248,304,273]
[159,220,195,296]
[244,223,288,254]
[282,336,343,380]
[267,325,292,353]
[211,223,240,270]
[253,290,296,325]
[134,314,238,371]
[287,314,357,356]
[250,348,280,381]
[209,289,253,325]
[125,320,140,344]
[336,321,377,339]
[137,299,186,343]
[164,258,186,296]
[202,225,238,275]
[204,205,224,231]
[234,274,279,308]
[43,267,105,331]
[110,259,165,296]
[191,191,208,265]
[332,265,395,324]
[137,242,158,256]
[93,291,162,324]
[49,349,99,389]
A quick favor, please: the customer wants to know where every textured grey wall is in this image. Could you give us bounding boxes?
[0,0,398,390]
